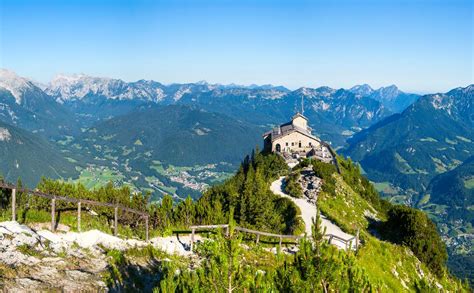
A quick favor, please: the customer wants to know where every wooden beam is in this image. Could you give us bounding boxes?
[189,224,229,230]
[51,198,56,232]
[145,216,149,242]
[77,201,81,232]
[114,206,118,236]
[0,182,148,217]
[190,228,195,252]
[11,188,16,222]
[235,226,299,239]
[355,229,360,251]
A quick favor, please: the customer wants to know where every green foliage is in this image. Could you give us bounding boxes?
[195,151,303,234]
[77,105,263,167]
[338,157,391,213]
[284,171,303,198]
[0,120,78,188]
[424,156,474,224]
[16,244,42,258]
[382,205,448,277]
[33,178,149,233]
[312,160,337,196]
[158,216,375,292]
[159,211,276,292]
[343,91,473,194]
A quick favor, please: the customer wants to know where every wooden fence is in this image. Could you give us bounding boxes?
[188,224,359,252]
[0,181,359,251]
[0,181,150,241]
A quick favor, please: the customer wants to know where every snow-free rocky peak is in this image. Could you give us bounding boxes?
[0,69,37,104]
[372,85,401,101]
[294,86,336,98]
[349,84,374,97]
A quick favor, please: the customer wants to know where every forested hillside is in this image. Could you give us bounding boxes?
[1,151,468,291]
[0,120,77,186]
[344,86,474,196]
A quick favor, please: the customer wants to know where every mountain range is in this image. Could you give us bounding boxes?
[344,86,473,196]
[0,68,473,283]
[41,72,420,146]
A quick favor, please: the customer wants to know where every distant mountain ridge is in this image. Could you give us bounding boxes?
[344,84,474,193]
[0,69,79,138]
[35,71,414,145]
[350,84,420,113]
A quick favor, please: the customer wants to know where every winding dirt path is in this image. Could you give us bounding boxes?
[270,176,355,249]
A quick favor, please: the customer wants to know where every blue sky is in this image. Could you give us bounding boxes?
[0,0,472,92]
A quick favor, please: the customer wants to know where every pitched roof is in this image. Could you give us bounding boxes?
[270,124,320,142]
[292,112,308,121]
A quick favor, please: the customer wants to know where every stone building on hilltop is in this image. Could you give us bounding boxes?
[263,113,334,163]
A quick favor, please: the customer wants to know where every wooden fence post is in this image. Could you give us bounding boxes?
[77,201,81,232]
[225,225,229,237]
[145,216,149,242]
[256,234,260,244]
[279,236,282,249]
[114,206,118,236]
[11,188,16,222]
[190,228,195,252]
[51,198,56,232]
[355,229,360,251]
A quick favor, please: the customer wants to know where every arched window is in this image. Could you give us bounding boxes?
[275,143,281,152]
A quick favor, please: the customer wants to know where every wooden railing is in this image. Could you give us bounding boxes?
[0,181,150,241]
[325,233,359,251]
[188,224,359,252]
[0,181,360,250]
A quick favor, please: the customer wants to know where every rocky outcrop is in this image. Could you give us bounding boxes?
[0,221,108,291]
[297,168,323,204]
[0,221,200,291]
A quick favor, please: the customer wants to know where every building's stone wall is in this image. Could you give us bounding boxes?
[272,131,321,153]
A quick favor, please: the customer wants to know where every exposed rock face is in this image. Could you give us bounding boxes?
[298,168,323,204]
[0,127,11,142]
[0,221,108,291]
[0,221,199,291]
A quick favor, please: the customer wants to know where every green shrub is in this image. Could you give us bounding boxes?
[312,160,337,196]
[381,205,448,277]
[284,171,303,198]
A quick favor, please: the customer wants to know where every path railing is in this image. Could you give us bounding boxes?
[188,224,359,252]
[324,232,359,251]
[0,181,150,241]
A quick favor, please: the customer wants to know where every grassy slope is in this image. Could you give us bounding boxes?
[315,160,465,291]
